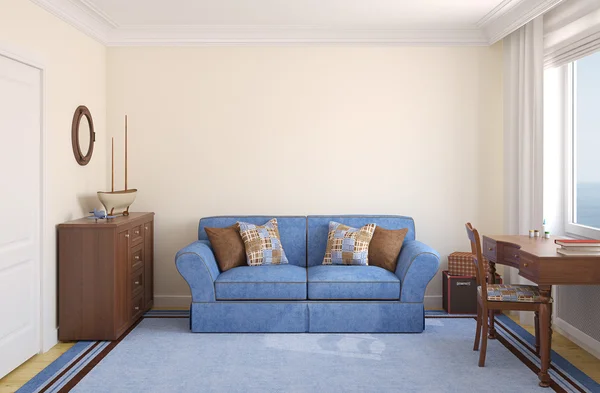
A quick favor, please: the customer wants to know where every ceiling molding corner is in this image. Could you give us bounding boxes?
[106,26,488,46]
[29,0,110,44]
[479,0,565,44]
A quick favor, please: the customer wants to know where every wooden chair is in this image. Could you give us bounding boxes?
[465,223,545,367]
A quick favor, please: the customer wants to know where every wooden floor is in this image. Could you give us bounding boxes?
[0,343,74,393]
[1,312,599,393]
[507,314,600,384]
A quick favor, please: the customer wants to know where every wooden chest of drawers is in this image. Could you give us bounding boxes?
[58,212,154,341]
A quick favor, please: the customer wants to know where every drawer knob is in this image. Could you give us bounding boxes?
[488,247,494,251]
[134,306,140,310]
[523,263,529,267]
[135,281,140,285]
[134,255,140,260]
[134,230,139,235]
[515,254,519,259]
[145,226,148,230]
[125,234,130,238]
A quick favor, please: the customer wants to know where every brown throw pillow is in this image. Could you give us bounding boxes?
[205,224,247,272]
[368,227,408,272]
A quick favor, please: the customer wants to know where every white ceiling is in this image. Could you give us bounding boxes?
[31,0,564,45]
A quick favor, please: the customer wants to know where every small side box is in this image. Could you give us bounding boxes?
[447,252,478,277]
[442,270,502,314]
[442,270,477,314]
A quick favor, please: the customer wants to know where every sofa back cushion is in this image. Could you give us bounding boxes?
[307,216,415,267]
[199,216,307,267]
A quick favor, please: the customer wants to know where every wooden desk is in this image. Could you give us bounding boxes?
[482,235,600,387]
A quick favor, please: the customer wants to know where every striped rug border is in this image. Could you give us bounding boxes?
[15,311,599,393]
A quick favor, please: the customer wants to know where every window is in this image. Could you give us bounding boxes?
[566,51,600,237]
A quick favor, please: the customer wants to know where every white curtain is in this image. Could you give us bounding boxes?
[503,18,545,325]
[503,17,545,241]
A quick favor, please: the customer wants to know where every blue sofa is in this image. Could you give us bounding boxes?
[176,215,440,333]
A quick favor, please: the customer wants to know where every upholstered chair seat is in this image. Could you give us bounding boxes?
[477,284,544,303]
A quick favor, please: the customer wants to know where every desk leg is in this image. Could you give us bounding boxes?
[488,261,497,284]
[538,285,553,388]
[487,261,497,339]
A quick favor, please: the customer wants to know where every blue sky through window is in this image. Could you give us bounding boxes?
[575,51,600,228]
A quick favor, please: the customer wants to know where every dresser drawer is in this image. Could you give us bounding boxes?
[482,237,497,262]
[131,268,144,298]
[130,224,144,246]
[131,245,144,271]
[131,294,144,322]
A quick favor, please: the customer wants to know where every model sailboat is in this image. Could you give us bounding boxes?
[97,116,137,216]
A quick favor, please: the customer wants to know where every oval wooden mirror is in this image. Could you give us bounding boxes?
[71,105,95,166]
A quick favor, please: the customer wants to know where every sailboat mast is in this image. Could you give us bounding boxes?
[111,137,114,192]
[125,115,128,191]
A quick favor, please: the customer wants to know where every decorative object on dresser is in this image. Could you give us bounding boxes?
[97,115,137,216]
[71,105,95,166]
[87,208,116,221]
[58,212,154,341]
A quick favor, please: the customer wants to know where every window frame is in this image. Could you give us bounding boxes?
[564,61,600,239]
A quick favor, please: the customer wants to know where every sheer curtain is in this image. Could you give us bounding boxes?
[503,17,545,325]
[503,17,545,246]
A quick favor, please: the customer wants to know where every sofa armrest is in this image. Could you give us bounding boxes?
[395,240,440,303]
[175,240,220,302]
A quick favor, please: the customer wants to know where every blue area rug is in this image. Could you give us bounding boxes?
[16,312,599,393]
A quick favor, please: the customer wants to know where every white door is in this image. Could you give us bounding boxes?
[0,54,42,378]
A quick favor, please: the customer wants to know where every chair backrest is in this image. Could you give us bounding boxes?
[199,216,307,267]
[465,223,488,297]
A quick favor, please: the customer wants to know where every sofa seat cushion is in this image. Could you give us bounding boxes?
[215,265,307,300]
[307,265,400,300]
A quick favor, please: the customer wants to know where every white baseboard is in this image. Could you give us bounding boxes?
[424,295,442,310]
[154,294,444,309]
[42,328,58,353]
[154,295,191,308]
[554,317,600,360]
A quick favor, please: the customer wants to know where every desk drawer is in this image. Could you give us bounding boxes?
[483,237,497,262]
[503,245,521,265]
[519,253,538,277]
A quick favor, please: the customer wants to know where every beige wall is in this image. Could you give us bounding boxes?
[0,0,107,350]
[107,45,504,307]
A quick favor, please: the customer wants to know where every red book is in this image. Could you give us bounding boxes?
[555,239,600,248]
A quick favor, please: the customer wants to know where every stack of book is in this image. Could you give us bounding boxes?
[555,239,600,256]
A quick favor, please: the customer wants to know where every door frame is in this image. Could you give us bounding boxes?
[0,43,46,354]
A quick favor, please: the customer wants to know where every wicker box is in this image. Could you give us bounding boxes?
[447,251,487,277]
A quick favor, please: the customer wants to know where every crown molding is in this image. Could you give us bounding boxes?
[106,26,487,46]
[30,0,562,47]
[30,0,110,43]
[478,0,565,44]
[78,0,119,28]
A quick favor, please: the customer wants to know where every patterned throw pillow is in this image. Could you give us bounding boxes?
[322,222,377,265]
[238,218,289,266]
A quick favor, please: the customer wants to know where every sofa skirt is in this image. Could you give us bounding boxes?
[190,302,425,333]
